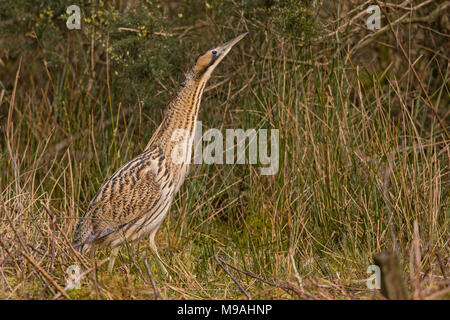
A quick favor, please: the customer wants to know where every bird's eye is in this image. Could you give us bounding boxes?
[212,50,217,55]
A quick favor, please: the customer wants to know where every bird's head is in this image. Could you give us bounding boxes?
[189,32,248,82]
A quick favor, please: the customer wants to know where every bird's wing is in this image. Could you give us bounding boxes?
[74,147,168,246]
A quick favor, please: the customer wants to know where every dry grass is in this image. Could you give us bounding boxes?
[0,0,448,299]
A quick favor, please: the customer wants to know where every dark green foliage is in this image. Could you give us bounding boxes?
[270,0,318,41]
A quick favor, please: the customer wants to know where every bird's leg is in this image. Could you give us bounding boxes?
[108,247,119,273]
[89,244,96,259]
[149,241,169,278]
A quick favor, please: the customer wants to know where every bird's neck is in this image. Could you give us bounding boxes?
[149,76,207,156]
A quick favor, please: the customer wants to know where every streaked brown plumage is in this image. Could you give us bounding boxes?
[73,33,248,273]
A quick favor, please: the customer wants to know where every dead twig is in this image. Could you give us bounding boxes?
[214,254,251,299]
[215,255,297,297]
[21,250,71,300]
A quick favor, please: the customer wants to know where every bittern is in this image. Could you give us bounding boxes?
[73,32,248,274]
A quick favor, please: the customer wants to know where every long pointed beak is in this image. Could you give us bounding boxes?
[219,32,248,51]
[214,32,248,59]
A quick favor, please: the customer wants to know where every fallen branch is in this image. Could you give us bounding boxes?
[215,255,296,297]
[214,255,251,299]
[21,250,71,300]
